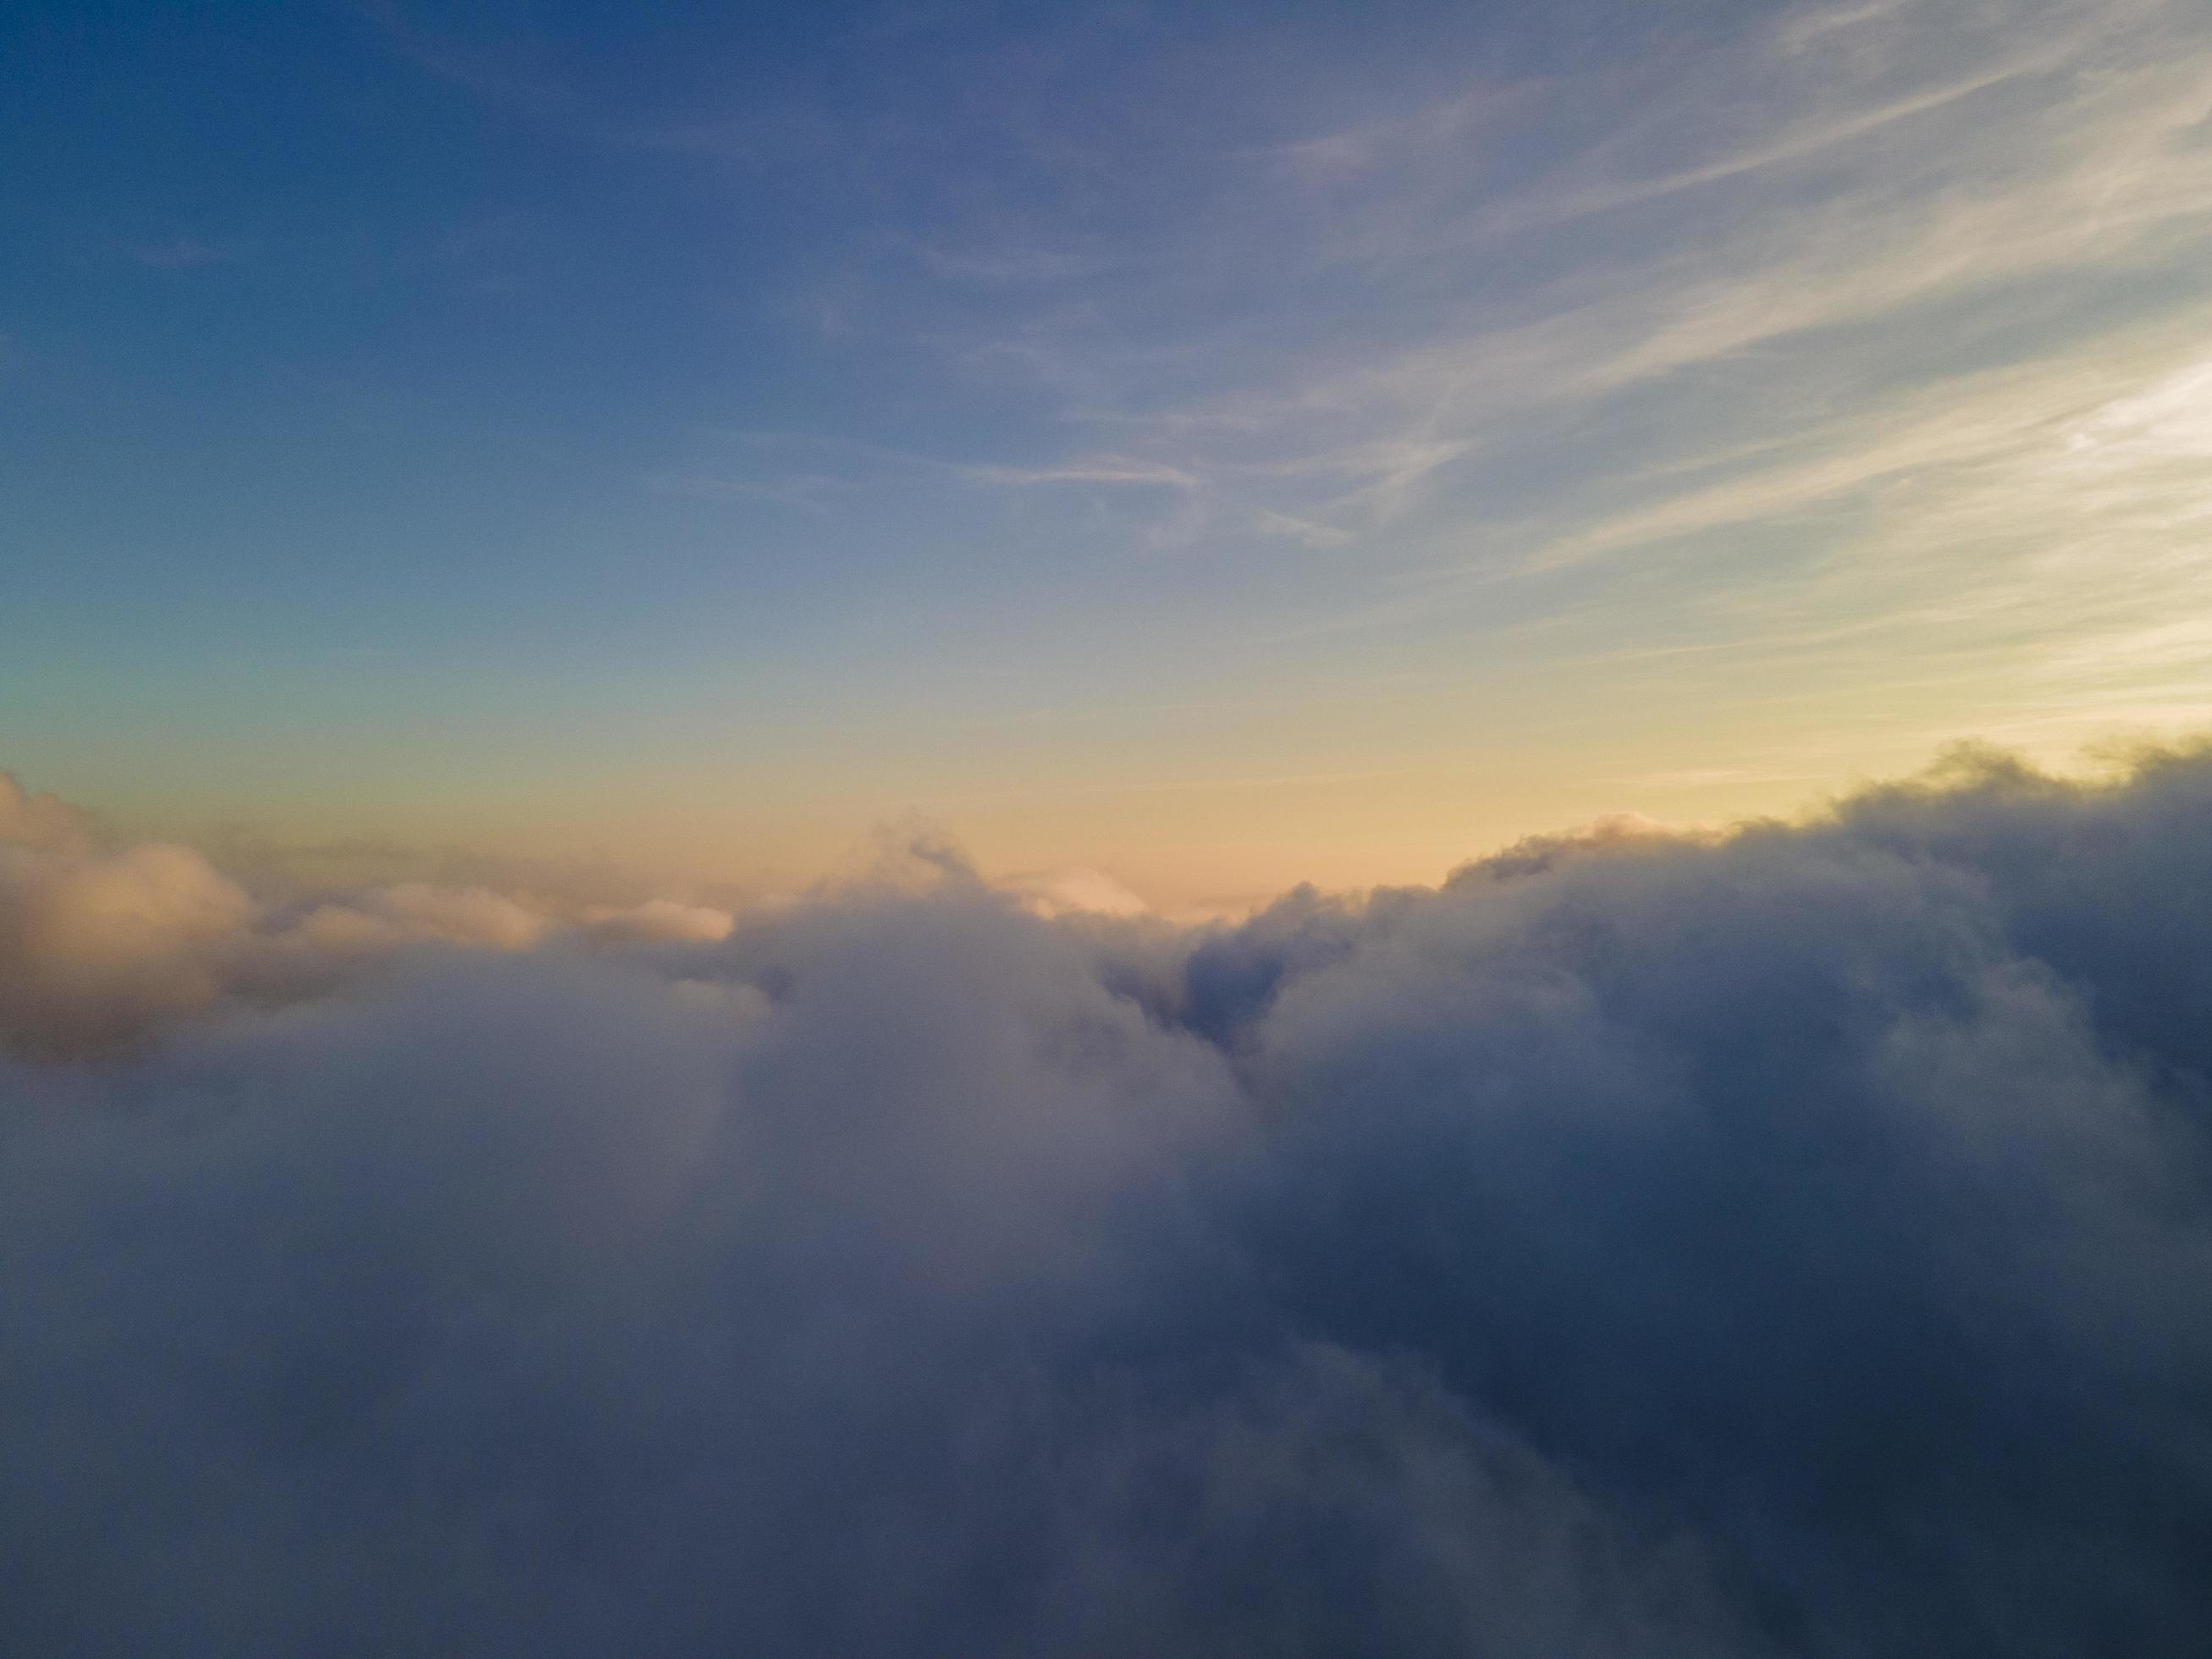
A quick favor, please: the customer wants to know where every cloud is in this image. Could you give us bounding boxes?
[0,770,95,854]
[5,746,2212,1651]
[356,1,572,117]
[0,839,256,1057]
[1001,864,1152,919]
[772,0,2212,730]
[297,880,553,952]
[0,778,729,1055]
[963,456,1199,490]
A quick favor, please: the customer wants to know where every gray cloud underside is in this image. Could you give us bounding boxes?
[6,747,2212,1655]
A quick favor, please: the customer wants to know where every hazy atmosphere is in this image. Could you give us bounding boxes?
[7,2,2212,1653]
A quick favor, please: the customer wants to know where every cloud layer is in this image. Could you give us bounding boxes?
[5,750,2212,1654]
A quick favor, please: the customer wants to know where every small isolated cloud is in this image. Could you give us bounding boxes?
[5,746,2212,1652]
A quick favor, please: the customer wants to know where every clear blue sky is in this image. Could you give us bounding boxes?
[8,0,2211,906]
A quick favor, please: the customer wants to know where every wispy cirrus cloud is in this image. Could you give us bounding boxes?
[353,0,571,116]
[723,0,2211,751]
[356,0,2212,780]
[873,0,2212,562]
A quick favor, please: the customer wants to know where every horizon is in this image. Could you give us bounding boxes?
[3,733,2198,931]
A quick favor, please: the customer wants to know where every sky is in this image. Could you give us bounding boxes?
[6,0,2212,908]
[9,8,2212,1649]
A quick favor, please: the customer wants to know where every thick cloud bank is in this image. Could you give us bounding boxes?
[5,750,2212,1655]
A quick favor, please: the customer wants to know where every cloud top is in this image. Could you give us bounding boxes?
[4,748,2212,1653]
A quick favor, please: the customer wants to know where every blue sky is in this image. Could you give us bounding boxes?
[7,0,2212,906]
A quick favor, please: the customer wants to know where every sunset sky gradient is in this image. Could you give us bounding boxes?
[8,0,2212,905]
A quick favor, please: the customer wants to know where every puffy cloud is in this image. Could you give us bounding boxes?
[295,880,554,953]
[4,747,2212,1653]
[0,769,96,854]
[0,831,257,1057]
[1002,864,1154,919]
[0,795,743,1053]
